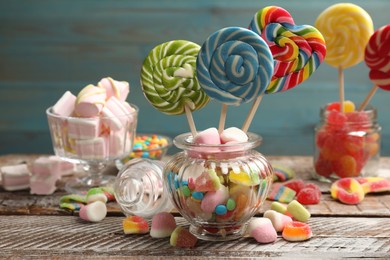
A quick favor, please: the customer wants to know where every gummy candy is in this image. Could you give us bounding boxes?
[283,179,305,193]
[297,187,321,205]
[332,155,359,178]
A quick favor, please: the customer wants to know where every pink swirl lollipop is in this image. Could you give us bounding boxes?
[359,24,390,111]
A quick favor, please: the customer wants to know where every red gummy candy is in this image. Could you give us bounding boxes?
[314,155,333,177]
[297,187,321,205]
[326,110,347,127]
[283,179,305,193]
[332,155,359,178]
[304,183,321,193]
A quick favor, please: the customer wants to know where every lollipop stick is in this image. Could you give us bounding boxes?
[218,104,228,133]
[358,84,378,112]
[338,66,345,113]
[184,104,197,137]
[241,93,264,133]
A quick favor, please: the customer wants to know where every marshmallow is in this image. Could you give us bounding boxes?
[150,212,177,238]
[98,77,130,101]
[104,96,135,127]
[52,91,76,117]
[201,185,229,213]
[67,117,100,139]
[1,164,30,191]
[263,210,293,232]
[75,84,106,117]
[74,137,106,160]
[86,187,108,204]
[79,201,107,222]
[193,127,221,145]
[106,130,128,158]
[30,176,57,195]
[247,217,277,244]
[220,127,248,143]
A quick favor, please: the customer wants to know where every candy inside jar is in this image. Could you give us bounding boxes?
[313,104,381,181]
[164,132,273,241]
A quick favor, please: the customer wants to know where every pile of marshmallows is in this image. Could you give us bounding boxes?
[0,156,74,194]
[50,77,136,160]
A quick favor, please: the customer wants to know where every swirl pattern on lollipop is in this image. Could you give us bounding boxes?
[365,24,390,91]
[315,3,373,69]
[196,27,274,106]
[249,6,326,94]
[141,40,209,115]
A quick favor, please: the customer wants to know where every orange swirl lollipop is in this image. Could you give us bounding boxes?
[359,24,390,111]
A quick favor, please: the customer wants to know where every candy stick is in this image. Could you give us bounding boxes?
[338,66,345,113]
[184,104,197,137]
[241,94,264,133]
[358,85,378,112]
[197,27,273,133]
[218,104,228,133]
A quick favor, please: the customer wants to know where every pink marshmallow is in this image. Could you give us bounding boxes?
[75,84,106,117]
[67,117,100,139]
[106,130,128,158]
[52,91,76,117]
[150,212,177,238]
[201,185,229,213]
[101,106,122,131]
[79,201,107,222]
[74,137,106,160]
[1,164,31,191]
[247,217,277,244]
[48,156,75,176]
[220,127,248,143]
[97,77,130,101]
[30,175,57,195]
[104,97,135,127]
[263,209,293,232]
[193,127,221,145]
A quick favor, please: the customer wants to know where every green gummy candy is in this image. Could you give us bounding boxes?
[287,200,311,222]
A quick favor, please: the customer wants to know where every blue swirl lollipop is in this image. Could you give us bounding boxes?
[197,27,274,106]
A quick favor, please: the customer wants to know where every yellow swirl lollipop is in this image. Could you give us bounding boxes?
[315,3,373,69]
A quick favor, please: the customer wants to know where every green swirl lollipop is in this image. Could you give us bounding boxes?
[141,40,209,129]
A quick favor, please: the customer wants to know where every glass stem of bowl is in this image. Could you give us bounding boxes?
[82,162,106,187]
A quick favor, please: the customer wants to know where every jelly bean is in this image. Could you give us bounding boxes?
[129,134,171,160]
[181,185,191,197]
[226,198,236,211]
[192,191,204,201]
[215,205,228,215]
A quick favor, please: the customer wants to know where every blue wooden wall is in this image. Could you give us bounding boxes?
[0,0,389,156]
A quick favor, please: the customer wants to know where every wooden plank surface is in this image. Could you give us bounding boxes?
[1,0,390,156]
[1,155,390,258]
[0,216,389,258]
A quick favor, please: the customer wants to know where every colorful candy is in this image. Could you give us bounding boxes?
[197,27,274,105]
[330,178,365,205]
[249,6,326,93]
[129,134,171,160]
[272,163,295,182]
[79,201,107,222]
[170,226,197,248]
[282,221,312,242]
[356,177,390,194]
[267,184,296,203]
[86,187,108,204]
[365,24,390,90]
[247,217,277,244]
[140,40,209,115]
[123,215,149,234]
[286,200,311,222]
[150,212,177,238]
[315,3,373,69]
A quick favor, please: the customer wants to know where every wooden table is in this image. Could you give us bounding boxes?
[1,155,390,259]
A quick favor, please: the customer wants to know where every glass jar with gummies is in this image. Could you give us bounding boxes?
[164,132,273,241]
[313,105,381,181]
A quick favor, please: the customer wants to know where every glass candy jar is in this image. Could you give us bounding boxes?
[164,132,273,241]
[313,105,381,181]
